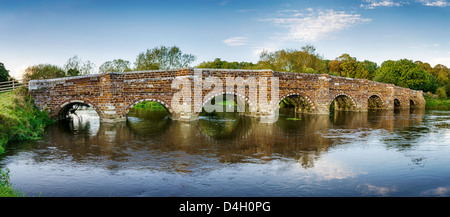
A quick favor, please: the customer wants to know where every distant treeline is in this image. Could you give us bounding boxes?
[1,45,448,98]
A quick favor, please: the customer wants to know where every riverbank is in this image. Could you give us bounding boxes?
[0,88,53,154]
[0,88,53,196]
[424,94,450,110]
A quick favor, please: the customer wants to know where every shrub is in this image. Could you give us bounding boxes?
[436,87,447,99]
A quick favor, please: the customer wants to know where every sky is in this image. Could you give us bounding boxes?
[0,0,449,79]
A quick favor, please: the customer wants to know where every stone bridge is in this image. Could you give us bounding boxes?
[28,68,425,123]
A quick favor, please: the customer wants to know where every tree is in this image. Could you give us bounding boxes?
[99,59,131,73]
[328,60,341,76]
[338,54,358,78]
[64,55,96,76]
[431,64,449,86]
[134,46,196,71]
[373,59,437,93]
[23,64,66,80]
[0,62,11,82]
[196,58,255,69]
[255,45,327,74]
[436,86,447,99]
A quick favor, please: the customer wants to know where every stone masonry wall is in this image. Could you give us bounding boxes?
[29,68,426,122]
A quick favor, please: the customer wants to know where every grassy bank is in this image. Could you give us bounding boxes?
[424,94,450,110]
[0,87,53,197]
[1,168,23,197]
[0,87,53,154]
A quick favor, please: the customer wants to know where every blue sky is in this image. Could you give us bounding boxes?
[0,0,449,79]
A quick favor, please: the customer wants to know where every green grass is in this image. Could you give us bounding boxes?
[132,101,168,111]
[424,94,450,110]
[0,168,24,197]
[0,88,54,154]
[0,88,53,197]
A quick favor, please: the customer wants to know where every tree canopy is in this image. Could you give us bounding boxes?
[99,59,131,73]
[134,46,196,70]
[0,62,11,82]
[255,45,327,74]
[23,64,66,80]
[196,58,255,69]
[373,59,437,93]
[64,55,96,76]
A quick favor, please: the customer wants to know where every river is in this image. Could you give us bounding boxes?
[1,107,450,197]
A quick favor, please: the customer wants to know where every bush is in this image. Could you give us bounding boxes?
[0,88,53,155]
[436,87,447,99]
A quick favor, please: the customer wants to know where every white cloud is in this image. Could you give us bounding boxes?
[261,9,371,42]
[421,187,450,196]
[361,0,403,9]
[11,64,29,80]
[358,184,398,196]
[218,0,230,6]
[428,57,450,68]
[223,36,249,46]
[419,0,450,7]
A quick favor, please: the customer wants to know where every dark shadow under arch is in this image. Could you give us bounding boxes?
[57,101,100,120]
[279,94,314,113]
[368,95,383,109]
[201,93,250,115]
[330,94,356,111]
[394,98,401,108]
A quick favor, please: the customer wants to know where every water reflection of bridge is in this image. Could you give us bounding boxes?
[47,108,425,172]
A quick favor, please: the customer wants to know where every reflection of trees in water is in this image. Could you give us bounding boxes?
[28,106,429,173]
[382,108,428,151]
[198,112,252,140]
[126,108,172,136]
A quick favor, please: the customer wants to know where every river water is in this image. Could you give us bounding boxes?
[1,107,450,197]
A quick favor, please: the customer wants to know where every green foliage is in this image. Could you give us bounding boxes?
[338,54,358,78]
[255,45,328,74]
[436,87,447,99]
[196,58,255,69]
[64,55,96,76]
[0,62,11,82]
[424,93,450,109]
[99,59,131,73]
[0,88,54,155]
[328,54,377,79]
[0,168,24,197]
[373,59,437,93]
[134,45,196,71]
[133,101,167,111]
[23,64,66,80]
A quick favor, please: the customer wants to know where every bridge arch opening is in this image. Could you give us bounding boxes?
[57,101,100,136]
[58,101,100,120]
[410,99,416,108]
[330,94,356,112]
[279,94,314,116]
[126,99,172,121]
[368,95,383,109]
[200,93,250,116]
[394,99,401,108]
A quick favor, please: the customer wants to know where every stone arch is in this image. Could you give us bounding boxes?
[125,98,173,116]
[394,98,401,108]
[330,93,357,111]
[410,99,416,108]
[277,92,316,113]
[368,94,384,109]
[57,99,101,120]
[201,91,251,113]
